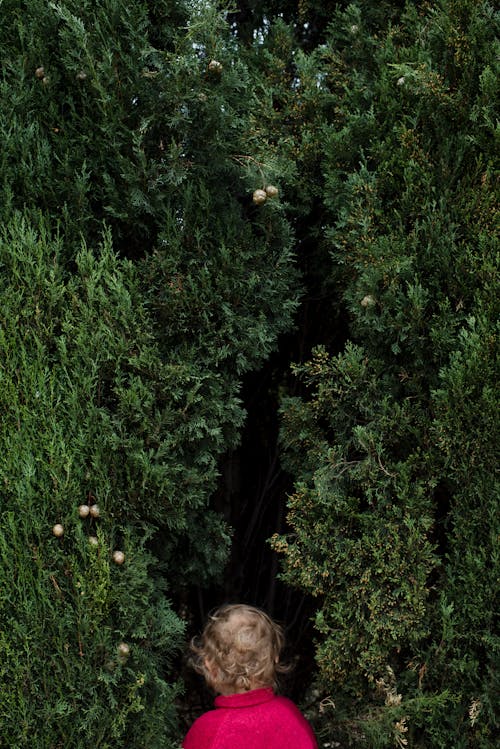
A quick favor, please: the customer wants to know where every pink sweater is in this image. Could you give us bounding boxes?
[182,687,318,749]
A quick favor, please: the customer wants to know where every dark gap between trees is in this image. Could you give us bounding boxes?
[175,277,349,724]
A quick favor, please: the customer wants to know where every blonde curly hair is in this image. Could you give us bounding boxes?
[190,604,289,693]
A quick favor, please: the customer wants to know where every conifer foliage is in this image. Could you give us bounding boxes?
[1,0,498,747]
[0,2,298,747]
[269,1,499,746]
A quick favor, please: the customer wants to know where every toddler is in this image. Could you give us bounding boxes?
[183,603,318,749]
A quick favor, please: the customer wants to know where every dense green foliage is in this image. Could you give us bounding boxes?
[0,222,185,747]
[0,2,298,746]
[1,1,497,747]
[270,1,499,746]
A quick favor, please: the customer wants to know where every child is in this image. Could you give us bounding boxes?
[183,603,318,749]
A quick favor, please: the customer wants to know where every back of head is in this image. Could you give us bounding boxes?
[191,604,288,694]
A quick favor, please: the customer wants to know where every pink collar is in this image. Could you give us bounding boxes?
[215,687,275,709]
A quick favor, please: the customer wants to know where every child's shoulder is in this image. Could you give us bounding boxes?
[182,708,221,749]
[273,693,307,714]
[271,695,318,745]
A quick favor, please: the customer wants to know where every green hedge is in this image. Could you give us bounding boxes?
[272,1,499,746]
[0,2,299,746]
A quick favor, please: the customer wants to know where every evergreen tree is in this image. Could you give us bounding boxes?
[267,1,499,746]
[1,0,497,746]
[0,220,186,747]
[0,2,299,746]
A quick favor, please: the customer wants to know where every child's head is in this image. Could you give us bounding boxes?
[190,603,288,694]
